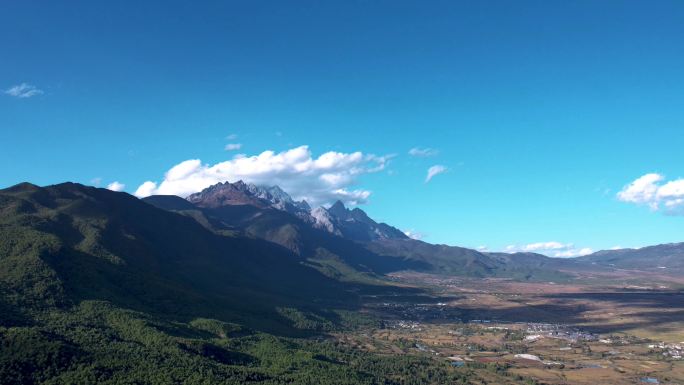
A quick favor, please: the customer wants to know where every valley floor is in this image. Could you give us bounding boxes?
[343,272,684,385]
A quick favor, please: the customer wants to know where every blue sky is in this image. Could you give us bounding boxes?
[2,1,684,256]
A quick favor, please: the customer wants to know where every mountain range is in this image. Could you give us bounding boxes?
[144,181,559,280]
[1,180,682,384]
[4,179,680,308]
[185,180,409,242]
[577,242,684,271]
[0,182,372,332]
[145,180,684,277]
[0,181,466,383]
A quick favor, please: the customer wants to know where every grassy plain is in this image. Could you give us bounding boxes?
[336,271,684,384]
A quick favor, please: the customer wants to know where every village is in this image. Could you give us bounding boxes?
[648,342,684,360]
[339,286,684,385]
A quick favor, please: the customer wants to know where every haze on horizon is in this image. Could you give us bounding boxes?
[2,1,683,256]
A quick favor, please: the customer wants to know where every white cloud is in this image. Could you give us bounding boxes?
[617,173,684,214]
[476,245,489,252]
[617,173,663,209]
[425,165,447,183]
[403,229,425,240]
[134,181,157,197]
[106,181,125,192]
[504,241,593,258]
[133,145,390,206]
[5,83,44,98]
[522,241,571,252]
[226,134,238,140]
[408,147,439,157]
[90,177,103,187]
[554,248,593,258]
[224,143,242,151]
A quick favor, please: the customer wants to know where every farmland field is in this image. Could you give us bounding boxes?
[337,272,684,385]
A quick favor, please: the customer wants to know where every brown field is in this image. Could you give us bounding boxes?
[341,272,684,384]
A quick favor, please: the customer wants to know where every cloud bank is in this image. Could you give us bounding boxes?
[4,83,43,98]
[425,165,447,183]
[134,145,390,206]
[617,173,684,214]
[505,241,593,258]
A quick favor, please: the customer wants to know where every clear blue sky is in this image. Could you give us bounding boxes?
[2,1,683,255]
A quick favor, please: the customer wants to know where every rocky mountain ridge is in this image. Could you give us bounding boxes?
[186,180,408,242]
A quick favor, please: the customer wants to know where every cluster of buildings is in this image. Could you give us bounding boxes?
[374,301,460,322]
[524,323,598,343]
[648,342,683,359]
[383,320,423,331]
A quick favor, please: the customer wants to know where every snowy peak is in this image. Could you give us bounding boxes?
[310,206,342,235]
[187,181,310,216]
[186,181,407,242]
[187,181,266,208]
[317,200,408,242]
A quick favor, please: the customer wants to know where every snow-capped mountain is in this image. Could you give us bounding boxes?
[185,181,407,241]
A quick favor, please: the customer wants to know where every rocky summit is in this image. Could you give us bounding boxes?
[185,181,408,242]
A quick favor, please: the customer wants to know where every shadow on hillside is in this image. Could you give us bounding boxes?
[46,245,433,338]
[0,296,33,328]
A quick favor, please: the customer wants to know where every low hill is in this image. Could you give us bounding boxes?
[578,243,684,272]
